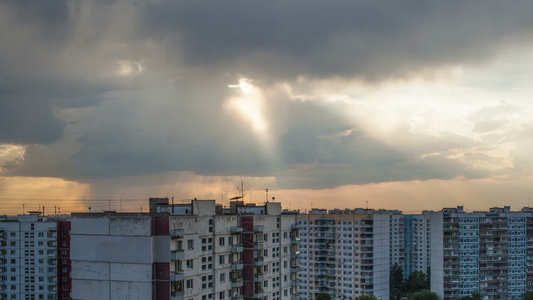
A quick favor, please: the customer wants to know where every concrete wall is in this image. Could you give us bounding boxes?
[373,214,391,300]
[71,215,157,300]
[192,200,216,216]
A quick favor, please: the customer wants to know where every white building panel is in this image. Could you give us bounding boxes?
[73,217,110,235]
[72,279,111,300]
[110,217,152,236]
[110,263,152,282]
[110,281,152,300]
[71,235,153,263]
[71,261,110,280]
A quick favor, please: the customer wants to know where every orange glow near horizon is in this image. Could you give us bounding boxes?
[1,174,532,215]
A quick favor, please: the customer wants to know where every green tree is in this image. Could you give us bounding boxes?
[390,263,404,300]
[457,291,481,300]
[315,294,332,300]
[524,291,533,300]
[471,291,481,300]
[408,271,430,292]
[355,296,378,300]
[408,289,437,300]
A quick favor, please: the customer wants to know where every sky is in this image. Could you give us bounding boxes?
[1,0,533,214]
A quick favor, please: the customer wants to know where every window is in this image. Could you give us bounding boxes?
[186,260,194,269]
[186,279,194,289]
[187,239,194,250]
[220,273,225,282]
[219,237,225,246]
[219,291,225,299]
[219,255,225,265]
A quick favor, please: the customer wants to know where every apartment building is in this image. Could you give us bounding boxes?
[70,198,299,300]
[431,206,529,300]
[297,209,394,300]
[404,213,432,278]
[0,214,70,300]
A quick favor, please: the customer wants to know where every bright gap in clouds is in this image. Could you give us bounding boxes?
[282,47,533,178]
[226,78,269,135]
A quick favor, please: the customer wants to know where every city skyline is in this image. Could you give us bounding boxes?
[1,1,533,214]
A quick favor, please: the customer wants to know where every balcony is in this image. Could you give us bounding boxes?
[291,224,299,230]
[171,251,184,260]
[291,280,300,287]
[171,271,184,281]
[291,237,301,245]
[291,266,300,273]
[230,297,244,300]
[254,242,264,251]
[231,263,244,270]
[254,225,264,232]
[254,257,264,266]
[170,230,185,238]
[231,278,244,288]
[231,245,244,253]
[254,291,265,298]
[231,227,244,234]
[254,274,265,282]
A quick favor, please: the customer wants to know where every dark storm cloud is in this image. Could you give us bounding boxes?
[139,0,533,80]
[1,0,533,188]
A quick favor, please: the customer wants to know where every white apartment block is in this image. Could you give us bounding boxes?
[297,209,395,300]
[70,199,299,300]
[403,213,432,277]
[0,214,60,300]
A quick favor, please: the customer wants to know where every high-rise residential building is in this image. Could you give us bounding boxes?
[403,212,432,278]
[70,199,299,300]
[0,214,71,300]
[296,208,435,300]
[430,206,529,300]
[297,208,397,300]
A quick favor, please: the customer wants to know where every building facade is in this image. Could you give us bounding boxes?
[431,206,529,300]
[0,214,70,300]
[70,199,299,300]
[296,209,394,300]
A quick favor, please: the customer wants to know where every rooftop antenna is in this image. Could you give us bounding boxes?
[23,204,25,215]
[172,197,174,214]
[229,179,245,203]
[366,200,368,210]
[266,189,269,203]
[240,178,244,201]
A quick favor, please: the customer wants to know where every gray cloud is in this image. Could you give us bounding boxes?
[139,0,533,80]
[1,0,533,189]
